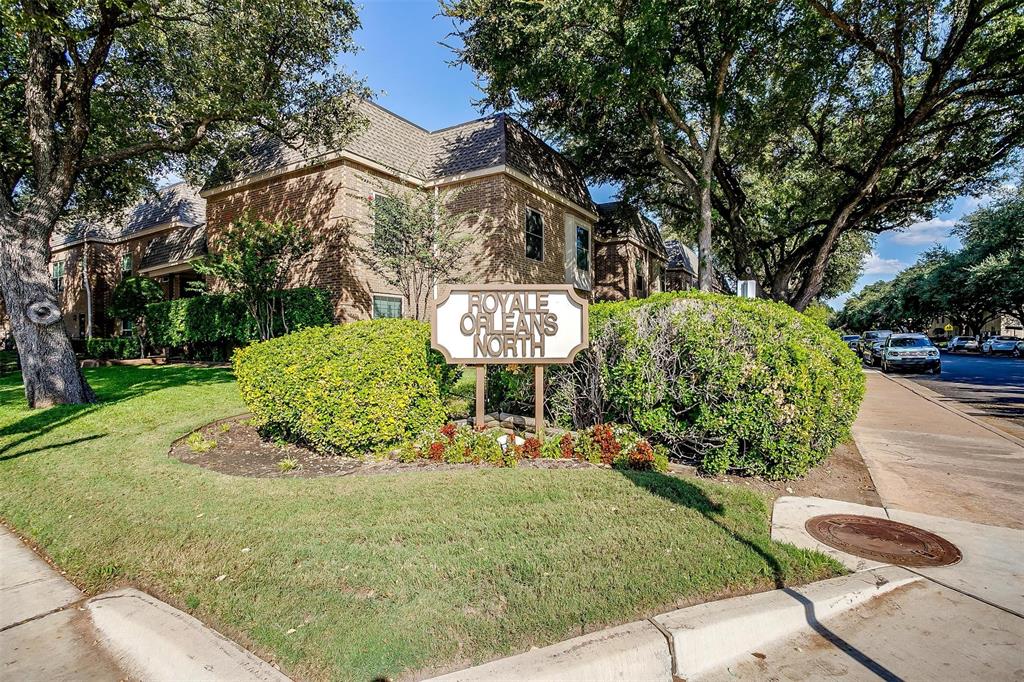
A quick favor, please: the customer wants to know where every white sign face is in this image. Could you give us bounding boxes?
[431,285,589,364]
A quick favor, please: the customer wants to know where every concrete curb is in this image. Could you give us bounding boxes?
[87,588,290,682]
[879,371,1024,448]
[652,566,919,679]
[425,568,918,681]
[427,619,672,682]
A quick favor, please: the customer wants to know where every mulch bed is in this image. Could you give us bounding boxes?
[171,414,594,478]
[173,415,880,504]
[668,439,881,506]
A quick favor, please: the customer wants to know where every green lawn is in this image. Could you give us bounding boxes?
[0,365,842,681]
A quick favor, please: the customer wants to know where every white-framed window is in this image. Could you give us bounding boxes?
[575,225,590,270]
[51,260,65,293]
[121,253,132,273]
[121,318,134,333]
[525,207,544,261]
[372,294,403,319]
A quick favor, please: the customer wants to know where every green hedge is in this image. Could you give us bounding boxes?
[543,291,864,479]
[145,287,331,359]
[233,319,450,455]
[85,336,141,360]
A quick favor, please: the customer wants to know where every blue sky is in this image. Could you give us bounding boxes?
[341,1,991,306]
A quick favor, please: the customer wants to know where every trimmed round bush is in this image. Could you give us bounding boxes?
[548,292,864,479]
[233,319,448,455]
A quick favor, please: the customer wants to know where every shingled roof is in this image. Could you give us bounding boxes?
[139,223,207,272]
[665,240,698,275]
[595,202,667,257]
[205,101,594,211]
[52,182,206,248]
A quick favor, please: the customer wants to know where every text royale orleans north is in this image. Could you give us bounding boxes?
[459,292,559,358]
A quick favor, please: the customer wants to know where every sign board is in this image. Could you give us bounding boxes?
[430,285,588,365]
[737,280,757,299]
[944,324,954,332]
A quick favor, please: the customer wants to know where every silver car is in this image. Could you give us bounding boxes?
[982,336,1022,356]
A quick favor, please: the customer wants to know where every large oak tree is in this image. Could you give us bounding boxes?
[444,0,781,292]
[445,0,1023,309]
[0,0,367,407]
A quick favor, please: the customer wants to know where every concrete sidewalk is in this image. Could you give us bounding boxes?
[853,371,1024,529]
[0,526,290,682]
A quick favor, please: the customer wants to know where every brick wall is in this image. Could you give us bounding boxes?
[49,230,182,338]
[205,161,597,322]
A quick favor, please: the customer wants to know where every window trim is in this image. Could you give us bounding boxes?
[51,260,65,293]
[525,207,544,262]
[372,294,404,319]
[121,253,133,273]
[575,224,590,271]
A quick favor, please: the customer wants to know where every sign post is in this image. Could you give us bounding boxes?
[431,285,588,438]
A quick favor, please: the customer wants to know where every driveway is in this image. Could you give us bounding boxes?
[852,370,1024,529]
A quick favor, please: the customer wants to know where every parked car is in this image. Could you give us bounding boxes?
[859,330,893,367]
[946,336,979,353]
[881,334,942,374]
[841,334,861,351]
[982,336,1022,356]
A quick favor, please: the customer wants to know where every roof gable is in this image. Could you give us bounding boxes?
[595,202,667,257]
[204,102,594,211]
[53,182,206,248]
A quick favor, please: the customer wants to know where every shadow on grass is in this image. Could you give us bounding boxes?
[0,365,234,458]
[621,470,903,680]
[0,434,107,462]
[618,470,787,589]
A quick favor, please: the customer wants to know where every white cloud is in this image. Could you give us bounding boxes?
[891,217,957,245]
[863,251,906,275]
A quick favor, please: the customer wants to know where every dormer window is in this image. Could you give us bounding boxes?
[525,208,544,261]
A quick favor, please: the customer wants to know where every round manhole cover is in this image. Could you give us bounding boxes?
[805,514,962,567]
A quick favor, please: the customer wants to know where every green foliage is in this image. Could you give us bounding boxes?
[835,189,1024,335]
[802,301,833,327]
[2,0,368,220]
[546,292,864,479]
[445,0,1023,307]
[194,217,313,341]
[85,336,141,360]
[233,320,451,455]
[186,432,217,453]
[108,276,165,322]
[397,422,667,472]
[361,187,473,320]
[276,458,299,473]
[145,288,330,359]
[397,424,514,467]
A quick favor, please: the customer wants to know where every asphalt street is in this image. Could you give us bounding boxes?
[904,351,1024,426]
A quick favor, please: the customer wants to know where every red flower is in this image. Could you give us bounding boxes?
[522,437,542,459]
[592,424,621,465]
[440,423,457,442]
[559,432,574,459]
[629,441,656,470]
[428,441,445,461]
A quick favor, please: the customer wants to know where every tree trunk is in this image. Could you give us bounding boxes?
[0,218,96,407]
[697,181,715,292]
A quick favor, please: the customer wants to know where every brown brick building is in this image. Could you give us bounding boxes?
[42,182,206,340]
[17,101,695,341]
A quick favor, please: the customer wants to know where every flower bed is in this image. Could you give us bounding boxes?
[396,422,668,472]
